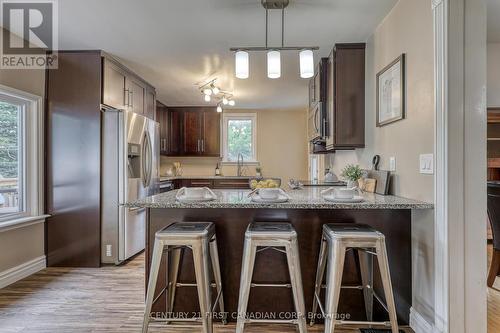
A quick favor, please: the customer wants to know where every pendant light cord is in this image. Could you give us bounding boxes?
[265,8,268,48]
[281,7,284,48]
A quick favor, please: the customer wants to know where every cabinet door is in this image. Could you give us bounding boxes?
[157,104,168,154]
[201,109,220,156]
[103,60,126,109]
[145,88,156,120]
[126,78,145,115]
[325,49,336,149]
[168,108,182,156]
[183,110,201,155]
[335,45,365,148]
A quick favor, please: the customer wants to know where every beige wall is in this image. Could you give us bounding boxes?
[0,28,46,274]
[161,108,309,184]
[324,0,436,323]
[488,43,500,107]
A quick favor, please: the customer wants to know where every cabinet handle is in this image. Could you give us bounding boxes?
[202,139,205,152]
[197,139,200,152]
[124,89,129,107]
[323,118,327,137]
[164,139,167,151]
[129,91,133,108]
[191,182,211,186]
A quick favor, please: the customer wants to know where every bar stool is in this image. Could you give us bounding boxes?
[236,222,307,333]
[142,222,225,333]
[310,224,398,333]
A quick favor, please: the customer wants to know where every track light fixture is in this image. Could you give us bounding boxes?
[198,78,236,110]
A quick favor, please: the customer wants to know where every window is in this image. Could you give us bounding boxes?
[0,85,43,223]
[222,113,257,163]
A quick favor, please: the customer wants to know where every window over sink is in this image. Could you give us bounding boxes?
[222,113,257,163]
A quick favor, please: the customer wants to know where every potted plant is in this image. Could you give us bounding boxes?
[255,166,262,178]
[340,164,363,188]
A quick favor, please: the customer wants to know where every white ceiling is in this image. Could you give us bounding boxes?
[57,0,397,109]
[488,0,500,43]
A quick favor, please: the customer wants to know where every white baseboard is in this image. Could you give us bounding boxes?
[410,307,436,333]
[0,255,46,289]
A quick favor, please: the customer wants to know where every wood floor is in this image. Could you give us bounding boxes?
[0,253,416,333]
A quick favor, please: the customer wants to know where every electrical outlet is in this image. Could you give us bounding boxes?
[420,154,434,174]
[389,157,396,171]
[106,245,112,257]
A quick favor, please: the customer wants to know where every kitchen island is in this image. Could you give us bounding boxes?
[127,188,432,325]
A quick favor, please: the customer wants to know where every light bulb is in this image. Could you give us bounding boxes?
[217,105,223,113]
[299,49,314,79]
[267,50,281,79]
[222,97,229,105]
[204,94,211,102]
[235,51,249,79]
[203,88,212,96]
[212,86,220,95]
[228,100,235,106]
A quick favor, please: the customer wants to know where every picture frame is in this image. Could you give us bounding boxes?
[376,54,406,127]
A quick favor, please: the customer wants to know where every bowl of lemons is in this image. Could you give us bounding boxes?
[249,178,281,190]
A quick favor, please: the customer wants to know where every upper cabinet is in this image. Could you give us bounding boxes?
[102,57,155,120]
[325,43,366,151]
[156,106,221,157]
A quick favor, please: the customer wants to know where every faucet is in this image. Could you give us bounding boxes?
[237,153,244,177]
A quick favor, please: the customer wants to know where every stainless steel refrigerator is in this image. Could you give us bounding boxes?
[101,107,159,264]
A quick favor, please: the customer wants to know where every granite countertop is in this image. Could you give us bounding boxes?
[160,176,252,181]
[125,187,433,210]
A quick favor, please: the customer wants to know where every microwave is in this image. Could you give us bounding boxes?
[308,102,326,142]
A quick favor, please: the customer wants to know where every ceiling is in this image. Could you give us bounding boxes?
[488,0,500,43]
[57,0,397,109]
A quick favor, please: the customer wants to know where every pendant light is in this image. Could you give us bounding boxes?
[235,51,249,79]
[299,49,314,79]
[204,94,211,102]
[217,105,223,113]
[230,1,319,80]
[228,100,235,106]
[267,50,281,79]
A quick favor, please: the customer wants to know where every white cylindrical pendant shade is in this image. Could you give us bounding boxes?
[267,50,281,79]
[235,51,249,79]
[228,100,235,106]
[204,94,211,102]
[299,49,314,78]
[217,105,223,113]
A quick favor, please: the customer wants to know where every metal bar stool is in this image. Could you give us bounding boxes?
[310,224,398,333]
[142,222,225,333]
[236,222,307,333]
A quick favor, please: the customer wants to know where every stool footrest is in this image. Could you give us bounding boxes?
[251,283,291,288]
[176,282,217,288]
[149,317,202,323]
[335,320,392,327]
[244,318,298,325]
[256,246,287,254]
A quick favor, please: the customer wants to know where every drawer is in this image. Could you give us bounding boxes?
[183,179,214,188]
[213,179,250,189]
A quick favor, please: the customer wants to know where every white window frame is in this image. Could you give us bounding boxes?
[0,84,45,227]
[221,113,258,164]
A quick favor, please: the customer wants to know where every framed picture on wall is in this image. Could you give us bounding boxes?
[376,54,406,127]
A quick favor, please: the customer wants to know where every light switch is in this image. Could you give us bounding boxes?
[389,157,396,171]
[420,154,434,174]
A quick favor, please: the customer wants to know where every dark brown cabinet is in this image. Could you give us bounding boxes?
[45,51,157,268]
[102,57,155,120]
[325,43,366,150]
[157,106,220,157]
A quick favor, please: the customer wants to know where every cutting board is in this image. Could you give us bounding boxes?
[359,178,377,193]
[364,169,391,195]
